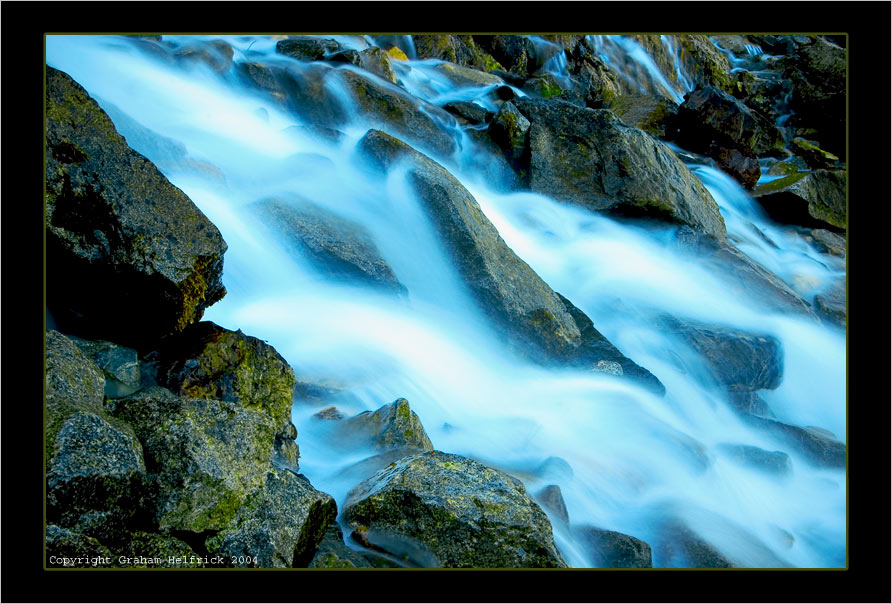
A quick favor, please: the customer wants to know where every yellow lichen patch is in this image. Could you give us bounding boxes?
[386,46,409,61]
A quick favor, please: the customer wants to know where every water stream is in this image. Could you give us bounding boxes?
[45,34,846,568]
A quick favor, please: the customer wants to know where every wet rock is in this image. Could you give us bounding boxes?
[656,520,737,568]
[575,526,653,568]
[513,96,727,239]
[443,100,493,125]
[313,406,344,421]
[473,35,538,77]
[563,41,623,109]
[308,523,374,568]
[357,129,662,393]
[521,74,565,100]
[807,229,846,258]
[433,62,504,87]
[535,485,570,527]
[743,415,846,468]
[342,450,567,568]
[790,137,839,170]
[351,47,398,84]
[111,385,278,532]
[276,36,340,62]
[173,39,234,73]
[68,336,141,396]
[338,69,458,159]
[753,169,846,232]
[339,398,434,452]
[206,465,337,567]
[632,35,736,95]
[660,315,784,392]
[726,391,775,417]
[250,197,406,296]
[487,100,530,164]
[717,443,793,476]
[45,67,227,351]
[813,280,846,328]
[413,35,504,72]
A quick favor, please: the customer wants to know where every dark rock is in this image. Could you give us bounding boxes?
[413,35,504,72]
[631,35,736,95]
[45,67,227,351]
[249,197,406,296]
[726,391,775,417]
[513,96,727,239]
[338,69,458,159]
[68,336,141,396]
[521,74,565,100]
[338,398,434,452]
[575,525,653,568]
[342,450,566,568]
[487,100,530,163]
[660,315,784,392]
[711,145,762,190]
[206,465,337,567]
[276,36,340,62]
[717,443,793,476]
[110,532,199,567]
[443,100,493,125]
[46,525,114,566]
[313,406,344,421]
[355,47,398,84]
[807,229,846,258]
[790,137,839,170]
[743,415,846,468]
[308,523,374,568]
[432,62,503,88]
[357,130,662,393]
[753,169,846,232]
[111,385,278,532]
[656,520,737,568]
[473,35,538,77]
[535,485,570,527]
[328,48,362,67]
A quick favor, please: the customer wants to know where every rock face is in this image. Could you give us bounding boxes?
[753,169,846,232]
[342,451,566,567]
[357,129,663,394]
[575,526,653,568]
[250,197,406,296]
[45,67,228,351]
[512,97,727,239]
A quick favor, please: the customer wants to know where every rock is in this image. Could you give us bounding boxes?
[521,74,565,100]
[513,96,727,239]
[68,336,141,396]
[46,525,114,566]
[413,35,503,72]
[342,451,566,567]
[473,35,538,77]
[574,525,653,568]
[660,316,784,392]
[443,100,493,125]
[790,137,839,170]
[110,532,199,567]
[206,465,337,567]
[717,443,792,476]
[313,406,344,420]
[742,415,846,468]
[631,35,736,95]
[355,47,398,84]
[111,385,278,532]
[670,86,784,187]
[656,520,737,568]
[357,130,662,393]
[672,227,817,318]
[45,67,228,351]
[813,280,846,328]
[432,62,504,88]
[338,69,458,159]
[753,169,846,232]
[487,100,530,163]
[564,41,623,108]
[338,398,434,452]
[276,36,340,62]
[807,229,846,258]
[309,523,374,568]
[606,93,678,137]
[249,197,406,296]
[535,485,570,527]
[173,39,234,73]
[726,391,775,417]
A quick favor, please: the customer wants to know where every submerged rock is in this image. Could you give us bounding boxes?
[308,523,374,568]
[357,129,663,393]
[513,96,727,239]
[535,485,570,527]
[250,197,407,296]
[342,451,566,568]
[45,67,227,351]
[574,525,653,568]
[813,280,846,328]
[753,169,846,232]
[716,443,793,476]
[742,415,846,468]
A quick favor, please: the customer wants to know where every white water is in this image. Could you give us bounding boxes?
[46,34,846,569]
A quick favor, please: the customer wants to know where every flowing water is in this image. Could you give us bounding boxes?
[45,34,846,568]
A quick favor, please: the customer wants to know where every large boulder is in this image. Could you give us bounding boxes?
[206,465,337,567]
[250,197,406,296]
[337,69,459,159]
[512,97,727,239]
[413,35,504,72]
[342,451,566,567]
[356,129,663,394]
[45,67,227,351]
[752,169,846,232]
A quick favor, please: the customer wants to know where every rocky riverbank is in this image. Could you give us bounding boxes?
[45,33,846,569]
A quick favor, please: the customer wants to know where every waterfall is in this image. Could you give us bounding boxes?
[45,34,845,569]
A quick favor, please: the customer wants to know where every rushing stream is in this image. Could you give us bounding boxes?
[45,34,846,568]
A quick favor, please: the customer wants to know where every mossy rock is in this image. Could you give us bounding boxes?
[339,398,434,452]
[343,451,566,568]
[574,525,653,568]
[276,36,340,62]
[46,525,115,566]
[45,67,227,351]
[753,169,846,231]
